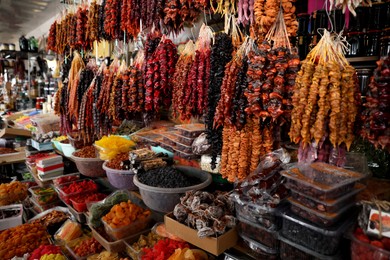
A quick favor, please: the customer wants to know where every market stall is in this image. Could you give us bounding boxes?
[0,0,389,259]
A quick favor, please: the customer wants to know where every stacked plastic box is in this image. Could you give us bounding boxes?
[35,154,64,180]
[159,124,204,160]
[280,162,367,259]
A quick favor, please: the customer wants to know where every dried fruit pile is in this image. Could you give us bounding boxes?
[173,191,236,237]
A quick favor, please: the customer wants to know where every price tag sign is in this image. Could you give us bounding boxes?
[367,209,390,238]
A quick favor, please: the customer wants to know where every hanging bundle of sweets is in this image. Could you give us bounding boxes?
[205,33,233,169]
[289,30,361,165]
[122,51,145,119]
[171,24,213,121]
[172,41,196,120]
[144,34,178,117]
[245,8,299,125]
[253,0,298,41]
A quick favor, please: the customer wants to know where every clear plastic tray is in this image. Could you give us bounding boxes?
[237,216,279,250]
[124,229,162,260]
[52,173,80,187]
[173,148,199,160]
[172,132,195,146]
[174,141,192,154]
[281,162,367,200]
[174,124,205,138]
[30,196,61,212]
[90,225,149,253]
[234,201,283,231]
[281,210,352,255]
[29,186,58,206]
[288,197,355,227]
[289,183,365,214]
[0,204,23,231]
[349,230,390,260]
[240,234,278,258]
[55,179,97,204]
[102,213,152,240]
[279,235,342,260]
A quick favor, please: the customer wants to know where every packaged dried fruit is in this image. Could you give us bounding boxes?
[289,183,365,214]
[172,133,195,146]
[237,216,279,249]
[288,197,355,227]
[281,210,352,255]
[174,124,205,138]
[279,235,342,260]
[281,162,368,200]
[234,200,283,231]
[29,186,58,206]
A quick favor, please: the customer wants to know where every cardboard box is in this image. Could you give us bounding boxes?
[0,128,31,138]
[165,213,238,255]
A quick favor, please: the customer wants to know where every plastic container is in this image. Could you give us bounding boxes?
[240,234,279,260]
[234,200,283,230]
[174,141,192,154]
[56,179,98,204]
[172,133,195,146]
[31,140,53,151]
[71,152,106,178]
[91,225,149,253]
[61,143,76,157]
[0,204,23,231]
[289,183,365,214]
[288,197,355,227]
[174,124,205,138]
[70,193,107,212]
[173,148,199,160]
[102,213,152,240]
[279,235,342,260]
[349,231,390,260]
[281,210,352,255]
[133,166,212,213]
[65,236,102,260]
[161,133,179,147]
[237,216,279,249]
[29,186,58,206]
[30,196,61,212]
[66,201,87,223]
[102,162,137,190]
[51,140,63,152]
[281,162,368,200]
[52,173,80,187]
[124,229,161,260]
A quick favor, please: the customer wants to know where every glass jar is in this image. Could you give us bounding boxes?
[356,69,372,97]
[349,7,369,32]
[380,36,390,57]
[365,30,381,56]
[347,32,365,57]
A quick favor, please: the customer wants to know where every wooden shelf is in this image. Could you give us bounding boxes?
[347,56,379,63]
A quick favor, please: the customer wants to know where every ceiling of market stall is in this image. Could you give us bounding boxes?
[0,0,63,44]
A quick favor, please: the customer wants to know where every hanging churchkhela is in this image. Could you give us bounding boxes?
[289,30,361,166]
[205,33,233,169]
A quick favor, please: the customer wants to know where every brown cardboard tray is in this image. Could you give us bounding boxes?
[164,213,237,256]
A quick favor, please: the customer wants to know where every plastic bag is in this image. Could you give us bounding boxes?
[94,135,135,160]
[54,219,83,243]
[231,148,291,209]
[192,133,211,155]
